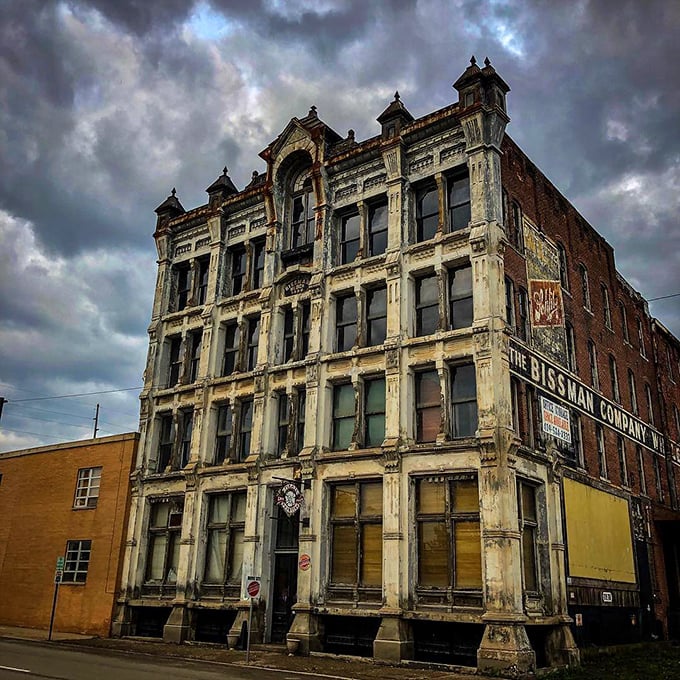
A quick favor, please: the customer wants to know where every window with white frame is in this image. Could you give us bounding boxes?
[628,370,639,416]
[601,284,612,329]
[579,264,591,310]
[74,467,102,509]
[289,177,315,250]
[609,355,620,403]
[63,540,92,583]
[588,340,599,390]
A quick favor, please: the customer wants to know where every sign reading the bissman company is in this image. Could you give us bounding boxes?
[275,482,304,517]
[509,338,666,455]
[529,279,564,327]
[540,396,571,443]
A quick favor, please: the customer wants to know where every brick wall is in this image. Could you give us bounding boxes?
[0,433,137,636]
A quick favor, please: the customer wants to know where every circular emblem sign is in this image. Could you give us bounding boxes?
[275,482,304,517]
[246,578,260,598]
[299,554,311,571]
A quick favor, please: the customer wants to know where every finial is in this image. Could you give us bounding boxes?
[309,105,317,117]
[394,90,400,101]
[470,55,476,66]
[347,129,355,140]
[222,166,228,175]
[252,170,258,178]
[171,187,176,197]
[484,56,491,67]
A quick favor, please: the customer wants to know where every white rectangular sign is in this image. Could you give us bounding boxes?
[540,396,571,443]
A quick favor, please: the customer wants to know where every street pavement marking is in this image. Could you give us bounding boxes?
[0,666,30,673]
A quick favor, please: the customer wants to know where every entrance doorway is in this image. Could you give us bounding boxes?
[271,506,299,643]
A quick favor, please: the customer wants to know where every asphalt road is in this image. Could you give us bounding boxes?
[0,639,331,680]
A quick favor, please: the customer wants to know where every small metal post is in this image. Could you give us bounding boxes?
[246,598,253,663]
[48,580,59,641]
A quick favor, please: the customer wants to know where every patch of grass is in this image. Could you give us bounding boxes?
[549,643,680,680]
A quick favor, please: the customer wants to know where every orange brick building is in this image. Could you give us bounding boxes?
[0,433,138,636]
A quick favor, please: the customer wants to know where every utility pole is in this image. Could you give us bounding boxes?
[92,403,100,438]
[0,397,6,422]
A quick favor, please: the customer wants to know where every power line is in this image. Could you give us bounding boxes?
[10,386,142,403]
[648,292,680,302]
[9,403,94,420]
[0,427,78,441]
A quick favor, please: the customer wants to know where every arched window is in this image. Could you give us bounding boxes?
[290,177,315,249]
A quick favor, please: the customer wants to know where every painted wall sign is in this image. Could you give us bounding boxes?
[275,482,304,517]
[299,554,311,571]
[540,396,571,443]
[509,338,666,455]
[529,279,564,327]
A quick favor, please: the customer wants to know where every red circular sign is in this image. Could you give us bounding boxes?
[299,554,311,571]
[246,580,260,597]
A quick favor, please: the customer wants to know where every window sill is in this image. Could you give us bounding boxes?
[217,289,261,307]
[72,505,98,511]
[281,243,314,265]
[59,581,87,587]
[330,252,388,274]
[162,305,204,322]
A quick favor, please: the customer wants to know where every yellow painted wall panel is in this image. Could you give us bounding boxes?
[563,478,636,583]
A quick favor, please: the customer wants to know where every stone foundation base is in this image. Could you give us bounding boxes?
[110,604,132,638]
[163,605,190,643]
[545,622,580,667]
[227,601,262,649]
[286,606,322,655]
[477,622,535,676]
[374,614,413,662]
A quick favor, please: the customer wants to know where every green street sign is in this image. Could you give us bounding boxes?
[56,556,64,570]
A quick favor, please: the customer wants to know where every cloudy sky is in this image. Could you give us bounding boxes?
[1,0,678,452]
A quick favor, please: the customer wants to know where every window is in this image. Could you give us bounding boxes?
[579,264,591,310]
[620,302,629,342]
[448,264,473,330]
[451,364,478,438]
[517,481,538,592]
[557,243,569,290]
[637,318,646,357]
[157,414,174,472]
[645,384,655,426]
[447,169,471,232]
[416,182,439,242]
[332,383,354,450]
[366,286,387,346]
[335,293,357,352]
[653,455,664,501]
[329,481,382,594]
[63,540,92,583]
[175,263,191,311]
[618,437,629,487]
[290,177,315,250]
[367,199,388,256]
[237,399,253,461]
[252,239,265,290]
[517,287,530,341]
[282,301,311,362]
[196,256,210,305]
[609,355,620,402]
[229,246,246,296]
[667,346,676,383]
[203,493,246,588]
[596,425,607,478]
[276,392,289,457]
[178,409,193,468]
[340,212,360,264]
[245,315,260,371]
[505,276,515,329]
[74,468,102,509]
[565,323,577,372]
[511,378,520,434]
[188,330,202,383]
[146,501,183,584]
[588,340,599,390]
[502,188,509,230]
[416,475,482,591]
[416,369,440,443]
[274,389,306,457]
[415,273,439,336]
[571,411,584,467]
[364,377,386,447]
[222,321,240,376]
[214,403,232,465]
[637,446,647,495]
[510,201,524,250]
[675,405,680,441]
[628,370,639,415]
[168,336,183,386]
[602,284,612,329]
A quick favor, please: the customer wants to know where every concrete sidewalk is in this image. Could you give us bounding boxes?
[0,624,95,642]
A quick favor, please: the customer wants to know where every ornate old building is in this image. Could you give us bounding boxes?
[113,58,680,673]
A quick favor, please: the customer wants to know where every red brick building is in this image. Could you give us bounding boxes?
[0,433,138,636]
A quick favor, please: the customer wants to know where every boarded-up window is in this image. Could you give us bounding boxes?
[416,476,482,591]
[330,482,382,595]
[203,492,246,585]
